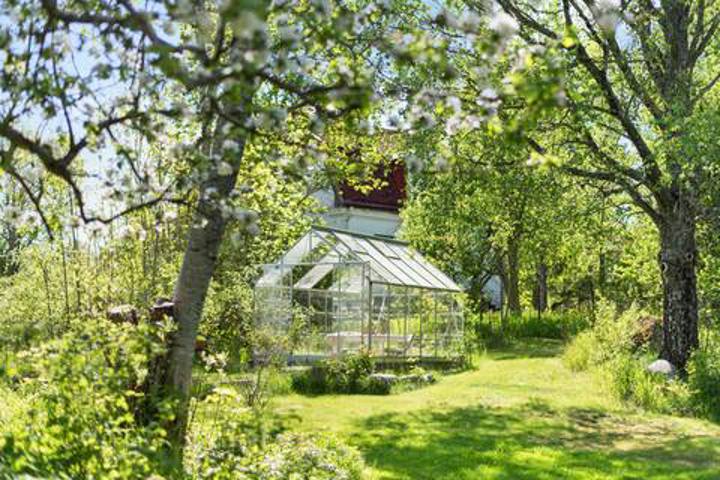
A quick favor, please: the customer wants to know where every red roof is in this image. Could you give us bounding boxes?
[337,162,406,212]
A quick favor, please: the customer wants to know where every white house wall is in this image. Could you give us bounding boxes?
[321,207,401,237]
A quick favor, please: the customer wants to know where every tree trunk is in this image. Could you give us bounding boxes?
[658,203,699,371]
[506,235,521,314]
[532,262,548,313]
[161,122,246,447]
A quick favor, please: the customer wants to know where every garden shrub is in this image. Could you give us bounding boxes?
[187,387,363,479]
[563,301,645,372]
[257,433,363,479]
[562,330,596,372]
[467,310,590,346]
[590,302,642,361]
[290,351,438,395]
[687,336,720,421]
[189,430,364,480]
[561,301,701,416]
[325,350,374,393]
[609,353,667,412]
[608,353,692,415]
[361,375,394,395]
[291,351,374,395]
[201,277,255,369]
[0,318,177,479]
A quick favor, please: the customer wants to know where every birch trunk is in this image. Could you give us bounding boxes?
[162,121,246,446]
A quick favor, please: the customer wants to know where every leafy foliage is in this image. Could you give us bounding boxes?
[563,301,720,420]
[563,300,647,372]
[291,351,375,395]
[687,335,720,421]
[189,428,364,480]
[469,311,589,346]
[187,363,364,479]
[0,318,176,478]
[608,353,692,415]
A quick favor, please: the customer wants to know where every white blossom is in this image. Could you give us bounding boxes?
[489,12,519,38]
[445,96,462,114]
[593,0,621,33]
[222,140,239,153]
[464,115,482,130]
[460,11,482,31]
[445,115,463,136]
[3,205,21,223]
[164,210,178,222]
[231,11,267,41]
[596,12,620,33]
[481,87,498,100]
[596,0,621,11]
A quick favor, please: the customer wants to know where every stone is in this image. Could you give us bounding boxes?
[647,359,676,378]
[369,373,398,385]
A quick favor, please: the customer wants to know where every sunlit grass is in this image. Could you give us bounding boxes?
[272,339,720,479]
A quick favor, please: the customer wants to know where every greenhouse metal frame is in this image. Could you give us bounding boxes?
[254,226,464,362]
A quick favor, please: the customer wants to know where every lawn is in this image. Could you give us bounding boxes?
[273,339,720,479]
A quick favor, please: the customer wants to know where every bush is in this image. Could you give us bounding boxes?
[187,388,363,479]
[608,353,691,415]
[0,318,176,478]
[290,352,438,395]
[687,337,720,421]
[562,301,697,416]
[467,310,590,347]
[563,301,646,372]
[562,330,596,372]
[254,433,363,479]
[325,351,374,393]
[291,351,374,395]
[361,375,394,395]
[189,430,364,480]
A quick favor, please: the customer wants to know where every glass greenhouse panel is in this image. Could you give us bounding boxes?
[254,226,465,363]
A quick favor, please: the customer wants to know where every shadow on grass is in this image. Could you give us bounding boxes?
[352,399,720,480]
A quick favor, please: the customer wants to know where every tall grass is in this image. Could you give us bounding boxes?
[467,310,590,345]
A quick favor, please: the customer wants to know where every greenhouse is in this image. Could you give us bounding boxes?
[254,226,464,362]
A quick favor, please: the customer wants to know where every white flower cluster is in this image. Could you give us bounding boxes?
[230,11,268,41]
[201,351,228,373]
[592,0,622,34]
[489,12,519,38]
[2,205,22,224]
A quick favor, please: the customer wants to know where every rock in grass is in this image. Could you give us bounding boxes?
[647,359,676,379]
[369,373,399,385]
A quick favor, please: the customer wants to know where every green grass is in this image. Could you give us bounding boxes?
[272,339,720,479]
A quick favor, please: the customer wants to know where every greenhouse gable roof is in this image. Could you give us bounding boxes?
[257,225,462,292]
